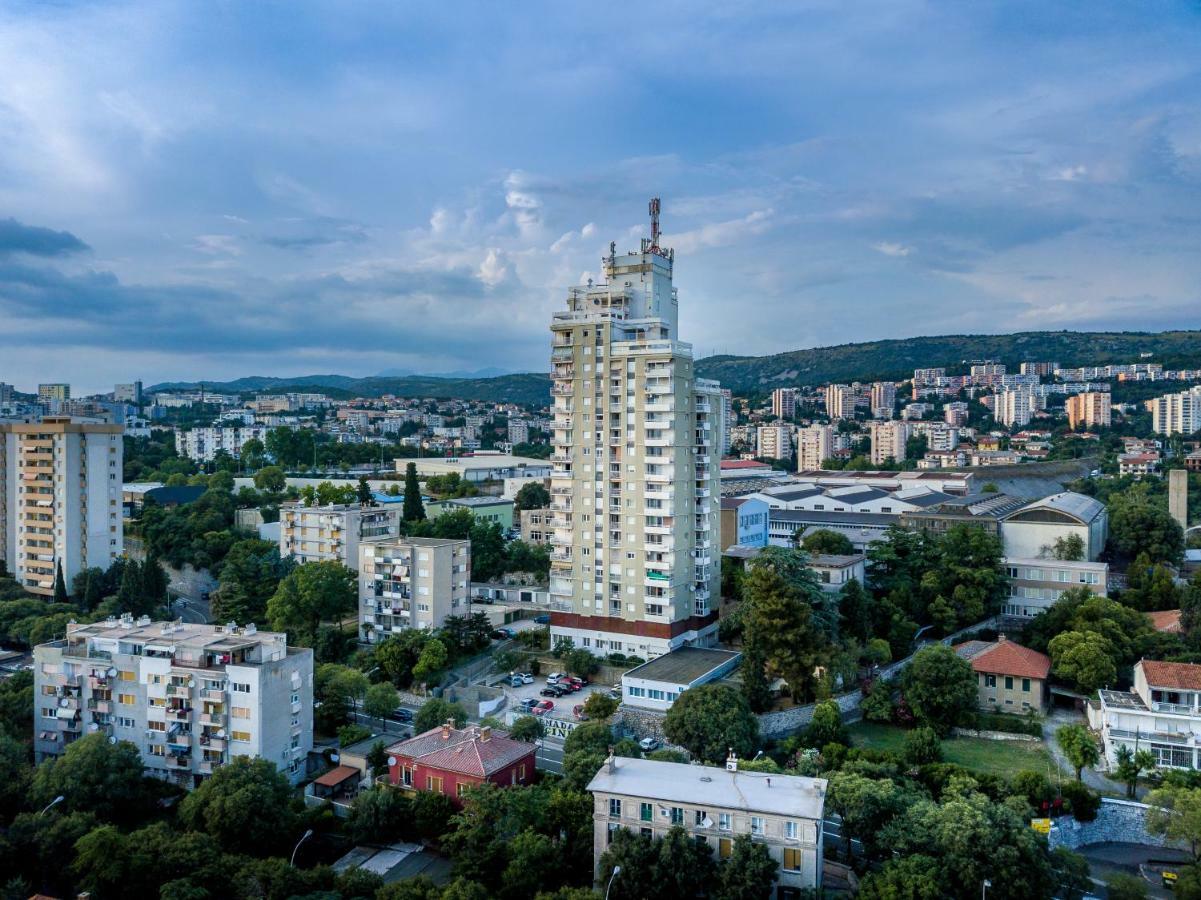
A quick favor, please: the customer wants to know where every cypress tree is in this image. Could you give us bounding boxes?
[402,462,425,522]
[53,561,68,604]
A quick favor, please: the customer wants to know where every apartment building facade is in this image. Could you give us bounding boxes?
[770,388,797,420]
[869,420,910,466]
[1151,386,1201,436]
[359,537,471,641]
[547,202,723,659]
[1002,557,1108,618]
[1066,391,1112,430]
[994,389,1034,427]
[280,502,402,567]
[869,381,896,418]
[824,384,855,420]
[175,424,269,463]
[588,755,826,897]
[0,417,123,596]
[34,617,313,787]
[756,424,793,461]
[796,424,834,471]
[1098,660,1201,770]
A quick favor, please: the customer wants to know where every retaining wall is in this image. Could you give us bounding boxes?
[1049,798,1184,851]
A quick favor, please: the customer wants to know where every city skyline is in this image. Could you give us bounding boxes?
[2,2,1201,392]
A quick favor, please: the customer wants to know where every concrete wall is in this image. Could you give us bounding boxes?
[1049,798,1186,851]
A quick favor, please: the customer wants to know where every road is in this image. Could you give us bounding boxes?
[534,737,564,774]
[171,595,210,625]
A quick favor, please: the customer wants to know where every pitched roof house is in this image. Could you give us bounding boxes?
[386,721,536,804]
[955,635,1051,713]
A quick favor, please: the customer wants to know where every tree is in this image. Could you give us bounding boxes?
[178,757,296,854]
[713,834,777,900]
[213,537,293,626]
[739,638,772,713]
[1050,534,1086,562]
[1146,783,1201,860]
[1048,630,1117,693]
[581,692,618,721]
[564,647,600,678]
[347,785,413,844]
[662,683,759,764]
[900,644,976,735]
[1056,724,1100,781]
[742,550,826,700]
[858,855,943,899]
[253,465,286,493]
[376,630,432,688]
[414,697,469,734]
[53,561,68,603]
[412,637,449,686]
[508,715,544,742]
[860,678,895,723]
[801,529,855,556]
[30,732,157,826]
[838,578,874,644]
[500,830,562,900]
[598,826,717,900]
[514,481,550,511]
[904,726,943,765]
[826,771,906,862]
[403,462,426,522]
[266,559,357,645]
[364,681,400,728]
[1109,490,1185,565]
[1114,745,1155,799]
[1106,873,1150,900]
[802,700,848,748]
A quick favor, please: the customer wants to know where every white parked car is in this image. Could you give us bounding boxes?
[520,673,534,684]
[546,672,566,685]
[639,737,660,752]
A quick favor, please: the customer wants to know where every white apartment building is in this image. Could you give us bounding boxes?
[970,363,1006,385]
[824,384,855,420]
[869,420,910,466]
[359,537,471,641]
[34,616,313,787]
[1002,558,1108,618]
[588,754,826,896]
[38,383,70,403]
[547,201,722,660]
[796,424,834,471]
[280,502,402,567]
[944,401,969,427]
[175,424,269,463]
[911,421,959,452]
[869,382,896,418]
[770,388,797,420]
[0,417,123,596]
[1098,660,1201,770]
[994,389,1034,428]
[1151,386,1201,436]
[719,389,733,455]
[508,420,530,444]
[912,368,946,395]
[756,424,793,461]
[1066,392,1112,430]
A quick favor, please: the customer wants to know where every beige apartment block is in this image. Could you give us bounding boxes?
[770,387,797,420]
[280,502,401,567]
[756,424,793,461]
[796,423,834,471]
[547,201,723,659]
[519,507,552,545]
[1065,392,1112,430]
[34,616,313,788]
[869,420,910,466]
[0,417,123,595]
[358,537,471,641]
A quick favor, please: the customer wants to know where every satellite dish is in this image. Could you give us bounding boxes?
[387,756,397,767]
[59,698,69,708]
[188,679,195,688]
[108,736,117,744]
[216,729,226,739]
[107,667,117,677]
[701,817,713,828]
[89,723,99,732]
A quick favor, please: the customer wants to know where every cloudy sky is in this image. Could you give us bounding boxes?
[2,1,1200,393]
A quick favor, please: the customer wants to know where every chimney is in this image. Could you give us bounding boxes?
[726,748,738,772]
[442,719,453,740]
[480,726,492,742]
[606,746,616,774]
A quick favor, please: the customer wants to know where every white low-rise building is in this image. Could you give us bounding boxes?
[1099,660,1201,770]
[1002,557,1108,618]
[1000,492,1108,561]
[588,754,826,895]
[621,646,741,713]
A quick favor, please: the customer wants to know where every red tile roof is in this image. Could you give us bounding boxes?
[388,724,534,778]
[955,637,1050,680]
[1147,610,1183,634]
[1140,660,1201,691]
[314,764,360,787]
[721,460,767,470]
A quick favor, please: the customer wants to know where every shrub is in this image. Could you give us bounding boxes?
[903,726,943,765]
[1011,769,1055,811]
[338,724,371,747]
[1059,779,1101,822]
[860,679,895,723]
[975,711,1042,737]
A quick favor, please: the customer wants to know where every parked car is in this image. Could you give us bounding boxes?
[533,699,554,716]
[509,675,524,688]
[533,614,550,624]
[570,675,589,686]
[520,697,538,710]
[520,673,534,684]
[562,680,582,693]
[551,684,572,697]
[540,687,561,698]
[639,737,660,752]
[492,627,515,640]
[607,687,621,701]
[389,707,414,724]
[546,672,566,685]
[573,704,589,721]
[475,595,494,605]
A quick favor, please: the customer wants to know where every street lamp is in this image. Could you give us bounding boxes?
[605,865,622,900]
[290,829,314,867]
[982,879,991,900]
[39,795,64,816]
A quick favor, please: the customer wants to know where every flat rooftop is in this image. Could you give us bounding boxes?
[588,756,827,820]
[61,618,286,652]
[624,647,741,685]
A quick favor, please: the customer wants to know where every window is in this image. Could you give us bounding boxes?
[232,707,250,719]
[719,838,733,859]
[119,670,135,682]
[783,848,802,872]
[149,744,165,756]
[230,730,251,742]
[750,816,764,835]
[427,776,444,793]
[640,802,653,822]
[785,820,799,840]
[117,716,135,728]
[718,812,731,831]
[147,721,166,732]
[670,806,684,825]
[402,766,412,787]
[1004,676,1014,690]
[640,827,653,839]
[118,693,136,705]
[1022,678,1031,692]
[610,798,622,819]
[457,783,468,798]
[696,809,709,827]
[232,682,251,694]
[984,674,996,688]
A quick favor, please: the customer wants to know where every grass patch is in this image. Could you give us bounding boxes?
[847,722,1054,779]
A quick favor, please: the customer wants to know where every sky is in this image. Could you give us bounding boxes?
[2,1,1201,394]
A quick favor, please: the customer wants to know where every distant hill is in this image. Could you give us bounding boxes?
[148,329,1201,406]
[694,329,1201,394]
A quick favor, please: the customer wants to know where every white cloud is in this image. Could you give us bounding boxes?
[477,247,508,286]
[872,241,913,257]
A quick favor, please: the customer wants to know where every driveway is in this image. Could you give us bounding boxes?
[1043,710,1131,797]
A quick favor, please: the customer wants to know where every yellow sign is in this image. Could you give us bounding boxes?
[1030,818,1052,834]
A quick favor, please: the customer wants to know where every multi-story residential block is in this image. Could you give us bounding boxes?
[911,421,959,452]
[37,383,70,403]
[280,501,401,567]
[901,402,932,421]
[944,401,969,427]
[0,417,123,596]
[1020,361,1059,378]
[1119,452,1161,477]
[507,420,529,445]
[770,388,797,420]
[869,381,896,418]
[970,363,1006,386]
[1066,392,1112,430]
[796,423,834,471]
[1002,557,1108,618]
[0,382,13,403]
[824,384,855,420]
[719,388,733,455]
[729,424,757,455]
[519,507,552,545]
[588,754,826,895]
[912,368,946,393]
[547,201,723,659]
[113,381,144,404]
[358,537,470,641]
[756,424,793,461]
[1098,660,1201,770]
[719,497,769,550]
[869,420,910,466]
[175,424,269,463]
[994,389,1034,427]
[34,617,313,787]
[1151,386,1201,436]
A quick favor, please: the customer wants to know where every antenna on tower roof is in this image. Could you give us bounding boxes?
[648,197,662,254]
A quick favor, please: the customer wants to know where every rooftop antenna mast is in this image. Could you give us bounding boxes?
[648,197,662,254]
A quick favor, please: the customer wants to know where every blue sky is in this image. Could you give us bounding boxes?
[2,1,1200,393]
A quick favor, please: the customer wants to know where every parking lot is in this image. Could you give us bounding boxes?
[501,671,619,723]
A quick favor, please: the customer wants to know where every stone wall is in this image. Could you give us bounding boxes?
[1049,798,1185,851]
[950,727,1039,742]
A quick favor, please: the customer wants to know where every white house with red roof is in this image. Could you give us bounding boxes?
[1098,660,1201,770]
[954,635,1051,713]
[386,720,536,804]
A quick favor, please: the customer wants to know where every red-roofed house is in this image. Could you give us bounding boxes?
[954,635,1051,713]
[1147,610,1183,634]
[1099,659,1201,770]
[386,721,536,804]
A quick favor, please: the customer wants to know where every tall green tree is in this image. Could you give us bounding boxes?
[741,552,826,700]
[266,559,357,645]
[364,682,400,728]
[1056,724,1100,781]
[662,683,759,764]
[513,481,550,511]
[714,834,778,900]
[30,732,157,826]
[403,462,426,522]
[1146,783,1201,861]
[53,561,68,603]
[213,538,294,625]
[1048,630,1118,693]
[179,757,296,854]
[900,643,977,735]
